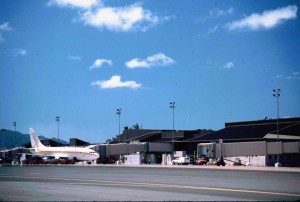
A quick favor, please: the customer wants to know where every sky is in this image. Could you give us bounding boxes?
[0,0,299,143]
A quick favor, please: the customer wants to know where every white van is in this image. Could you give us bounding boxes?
[172,157,190,165]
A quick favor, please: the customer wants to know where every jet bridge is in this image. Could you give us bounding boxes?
[104,142,172,156]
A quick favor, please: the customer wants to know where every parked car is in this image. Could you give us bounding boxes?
[172,157,190,165]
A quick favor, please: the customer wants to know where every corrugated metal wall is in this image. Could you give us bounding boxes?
[148,143,171,152]
[221,141,266,157]
[127,144,147,154]
[282,142,300,153]
[208,141,300,158]
[105,142,171,156]
[266,142,281,155]
[105,141,300,157]
[106,144,146,156]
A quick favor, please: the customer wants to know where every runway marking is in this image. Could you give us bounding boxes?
[1,175,300,197]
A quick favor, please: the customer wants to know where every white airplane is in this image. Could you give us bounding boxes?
[29,128,99,161]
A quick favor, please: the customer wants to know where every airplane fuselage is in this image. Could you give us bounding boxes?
[35,146,99,161]
[29,128,100,161]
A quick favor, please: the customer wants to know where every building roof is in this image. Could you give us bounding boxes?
[125,131,162,143]
[120,129,213,143]
[190,118,300,142]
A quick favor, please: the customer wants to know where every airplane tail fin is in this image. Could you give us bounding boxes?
[29,128,45,151]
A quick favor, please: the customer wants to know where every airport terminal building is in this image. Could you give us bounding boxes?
[1,117,300,166]
[98,117,300,166]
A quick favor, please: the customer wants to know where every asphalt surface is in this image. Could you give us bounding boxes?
[0,165,300,201]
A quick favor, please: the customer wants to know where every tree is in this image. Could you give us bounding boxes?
[132,123,143,129]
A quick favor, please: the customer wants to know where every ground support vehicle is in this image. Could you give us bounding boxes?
[172,157,190,165]
[194,158,208,165]
[206,157,226,166]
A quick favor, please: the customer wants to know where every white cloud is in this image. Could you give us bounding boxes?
[0,22,13,31]
[227,5,297,31]
[67,55,82,60]
[222,62,235,69]
[89,59,112,70]
[275,72,300,80]
[13,49,27,56]
[48,0,167,32]
[197,7,234,23]
[206,25,219,35]
[81,3,163,32]
[48,0,99,9]
[125,53,175,69]
[210,7,234,17]
[125,58,149,68]
[0,22,13,43]
[91,75,141,89]
[275,74,283,79]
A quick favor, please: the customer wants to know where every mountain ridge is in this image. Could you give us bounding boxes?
[0,129,67,149]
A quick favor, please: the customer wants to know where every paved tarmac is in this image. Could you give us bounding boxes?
[0,164,300,201]
[99,163,300,172]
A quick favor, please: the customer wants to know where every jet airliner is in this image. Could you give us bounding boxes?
[29,128,99,161]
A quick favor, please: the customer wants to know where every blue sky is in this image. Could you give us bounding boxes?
[1,0,299,143]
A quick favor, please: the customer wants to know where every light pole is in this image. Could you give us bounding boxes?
[13,122,16,148]
[169,102,175,160]
[56,116,60,146]
[273,89,281,167]
[116,108,122,143]
[116,108,122,163]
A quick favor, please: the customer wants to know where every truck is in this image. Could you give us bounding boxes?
[172,157,190,165]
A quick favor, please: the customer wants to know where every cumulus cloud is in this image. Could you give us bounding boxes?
[81,3,163,32]
[91,75,141,89]
[227,5,297,31]
[89,59,112,70]
[48,0,167,32]
[222,62,235,69]
[48,0,99,9]
[125,53,175,69]
[13,49,28,56]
